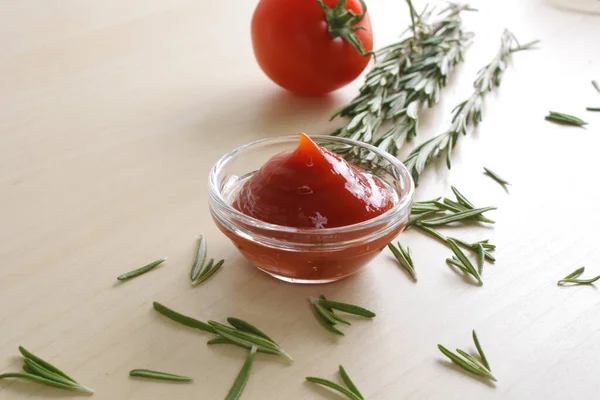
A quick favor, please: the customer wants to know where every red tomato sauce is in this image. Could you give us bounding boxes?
[233,133,394,229]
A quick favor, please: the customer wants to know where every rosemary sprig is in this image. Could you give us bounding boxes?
[545,111,587,127]
[310,296,375,336]
[225,346,257,400]
[438,330,496,382]
[419,207,496,226]
[152,302,292,361]
[330,2,474,155]
[404,30,538,184]
[129,369,192,382]
[190,235,207,280]
[306,365,364,400]
[483,167,510,186]
[557,267,600,285]
[0,346,94,394]
[387,242,417,281]
[117,258,166,281]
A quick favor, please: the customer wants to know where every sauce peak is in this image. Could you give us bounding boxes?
[233,133,394,228]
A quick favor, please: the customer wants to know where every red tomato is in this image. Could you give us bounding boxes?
[251,0,373,95]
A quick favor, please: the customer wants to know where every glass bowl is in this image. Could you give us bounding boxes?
[208,135,414,284]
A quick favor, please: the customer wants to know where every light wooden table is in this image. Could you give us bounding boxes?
[1,0,599,399]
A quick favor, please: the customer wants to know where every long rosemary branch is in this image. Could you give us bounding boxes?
[330,2,474,155]
[404,30,539,184]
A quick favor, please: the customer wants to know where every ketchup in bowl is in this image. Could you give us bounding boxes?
[209,134,414,284]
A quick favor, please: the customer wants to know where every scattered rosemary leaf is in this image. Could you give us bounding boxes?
[592,80,600,94]
[447,240,482,285]
[586,107,600,112]
[310,300,344,336]
[208,321,293,362]
[18,346,77,384]
[190,235,207,281]
[225,346,257,400]
[0,347,94,394]
[0,372,94,394]
[227,318,274,342]
[117,258,166,281]
[438,331,496,382]
[388,242,417,281]
[317,299,376,318]
[451,186,475,209]
[472,330,491,371]
[306,376,363,400]
[483,167,510,186]
[419,207,497,227]
[192,259,224,286]
[152,301,216,334]
[477,244,485,276]
[545,111,587,127]
[338,365,364,400]
[129,369,192,382]
[557,267,600,285]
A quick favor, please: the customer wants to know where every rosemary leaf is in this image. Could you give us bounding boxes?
[414,224,495,263]
[317,299,376,318]
[207,337,233,345]
[208,321,293,362]
[311,302,344,336]
[483,167,510,186]
[129,369,192,382]
[557,267,600,285]
[22,359,78,388]
[191,259,224,286]
[339,365,364,400]
[472,330,491,371]
[225,346,257,400]
[206,337,280,356]
[0,372,94,394]
[227,317,274,342]
[477,244,485,276]
[190,235,207,281]
[312,298,343,325]
[562,266,585,280]
[586,107,600,112]
[388,242,417,281]
[419,207,496,226]
[438,344,496,381]
[404,30,538,184]
[152,301,216,334]
[545,111,587,127]
[117,258,166,281]
[18,346,77,384]
[306,377,363,400]
[447,240,482,284]
[592,80,600,94]
[316,294,351,325]
[451,186,475,209]
[446,257,470,275]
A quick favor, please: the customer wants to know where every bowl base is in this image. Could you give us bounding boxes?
[255,266,345,284]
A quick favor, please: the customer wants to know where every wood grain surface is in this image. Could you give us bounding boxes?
[1,0,599,398]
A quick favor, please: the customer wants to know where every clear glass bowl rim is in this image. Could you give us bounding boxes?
[208,134,415,235]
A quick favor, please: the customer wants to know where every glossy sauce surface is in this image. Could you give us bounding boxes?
[233,133,394,228]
